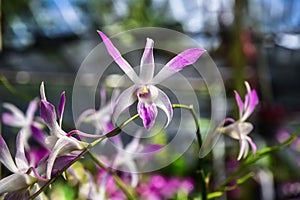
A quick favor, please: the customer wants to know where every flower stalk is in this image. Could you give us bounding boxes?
[172,104,202,149]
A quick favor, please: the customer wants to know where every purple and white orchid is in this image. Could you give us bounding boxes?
[40,82,87,179]
[102,131,162,188]
[2,99,45,148]
[98,31,205,130]
[220,81,259,160]
[0,130,47,199]
[76,87,118,134]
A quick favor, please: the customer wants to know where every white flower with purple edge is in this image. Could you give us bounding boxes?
[76,87,119,134]
[0,130,47,199]
[2,98,45,148]
[97,31,206,130]
[40,82,88,179]
[100,130,162,188]
[220,81,259,160]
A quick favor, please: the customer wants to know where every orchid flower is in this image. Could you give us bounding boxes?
[97,31,206,130]
[2,99,45,148]
[92,169,126,200]
[219,81,259,160]
[110,133,142,188]
[0,130,47,199]
[93,130,162,199]
[76,87,119,134]
[103,131,162,188]
[40,82,87,179]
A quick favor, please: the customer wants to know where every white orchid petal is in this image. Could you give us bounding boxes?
[0,136,18,173]
[46,136,83,179]
[125,160,139,187]
[26,98,38,120]
[113,156,138,187]
[2,103,25,126]
[0,173,31,195]
[152,48,205,83]
[97,31,139,83]
[245,81,251,95]
[243,139,249,159]
[237,137,246,160]
[3,103,25,120]
[223,122,253,140]
[240,122,254,135]
[40,82,47,101]
[51,122,67,138]
[246,136,257,155]
[130,172,139,188]
[2,113,24,127]
[140,38,155,83]
[58,91,66,126]
[154,88,173,127]
[112,86,136,124]
[15,130,29,171]
[45,135,59,150]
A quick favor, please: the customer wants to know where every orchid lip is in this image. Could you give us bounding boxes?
[137,102,158,130]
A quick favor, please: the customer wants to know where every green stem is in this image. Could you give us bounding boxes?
[207,172,254,199]
[172,104,202,149]
[199,170,207,200]
[88,151,137,200]
[172,104,206,200]
[120,113,139,128]
[217,129,300,191]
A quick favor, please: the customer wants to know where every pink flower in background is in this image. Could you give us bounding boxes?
[221,81,259,160]
[98,31,205,130]
[137,174,194,200]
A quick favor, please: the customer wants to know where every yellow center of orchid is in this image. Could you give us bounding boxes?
[140,87,149,95]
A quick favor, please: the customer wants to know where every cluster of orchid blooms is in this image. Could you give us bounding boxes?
[0,31,259,199]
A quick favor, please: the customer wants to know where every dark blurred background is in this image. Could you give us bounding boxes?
[1,0,300,199]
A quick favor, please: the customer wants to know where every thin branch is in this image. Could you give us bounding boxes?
[172,104,202,149]
[29,148,89,200]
